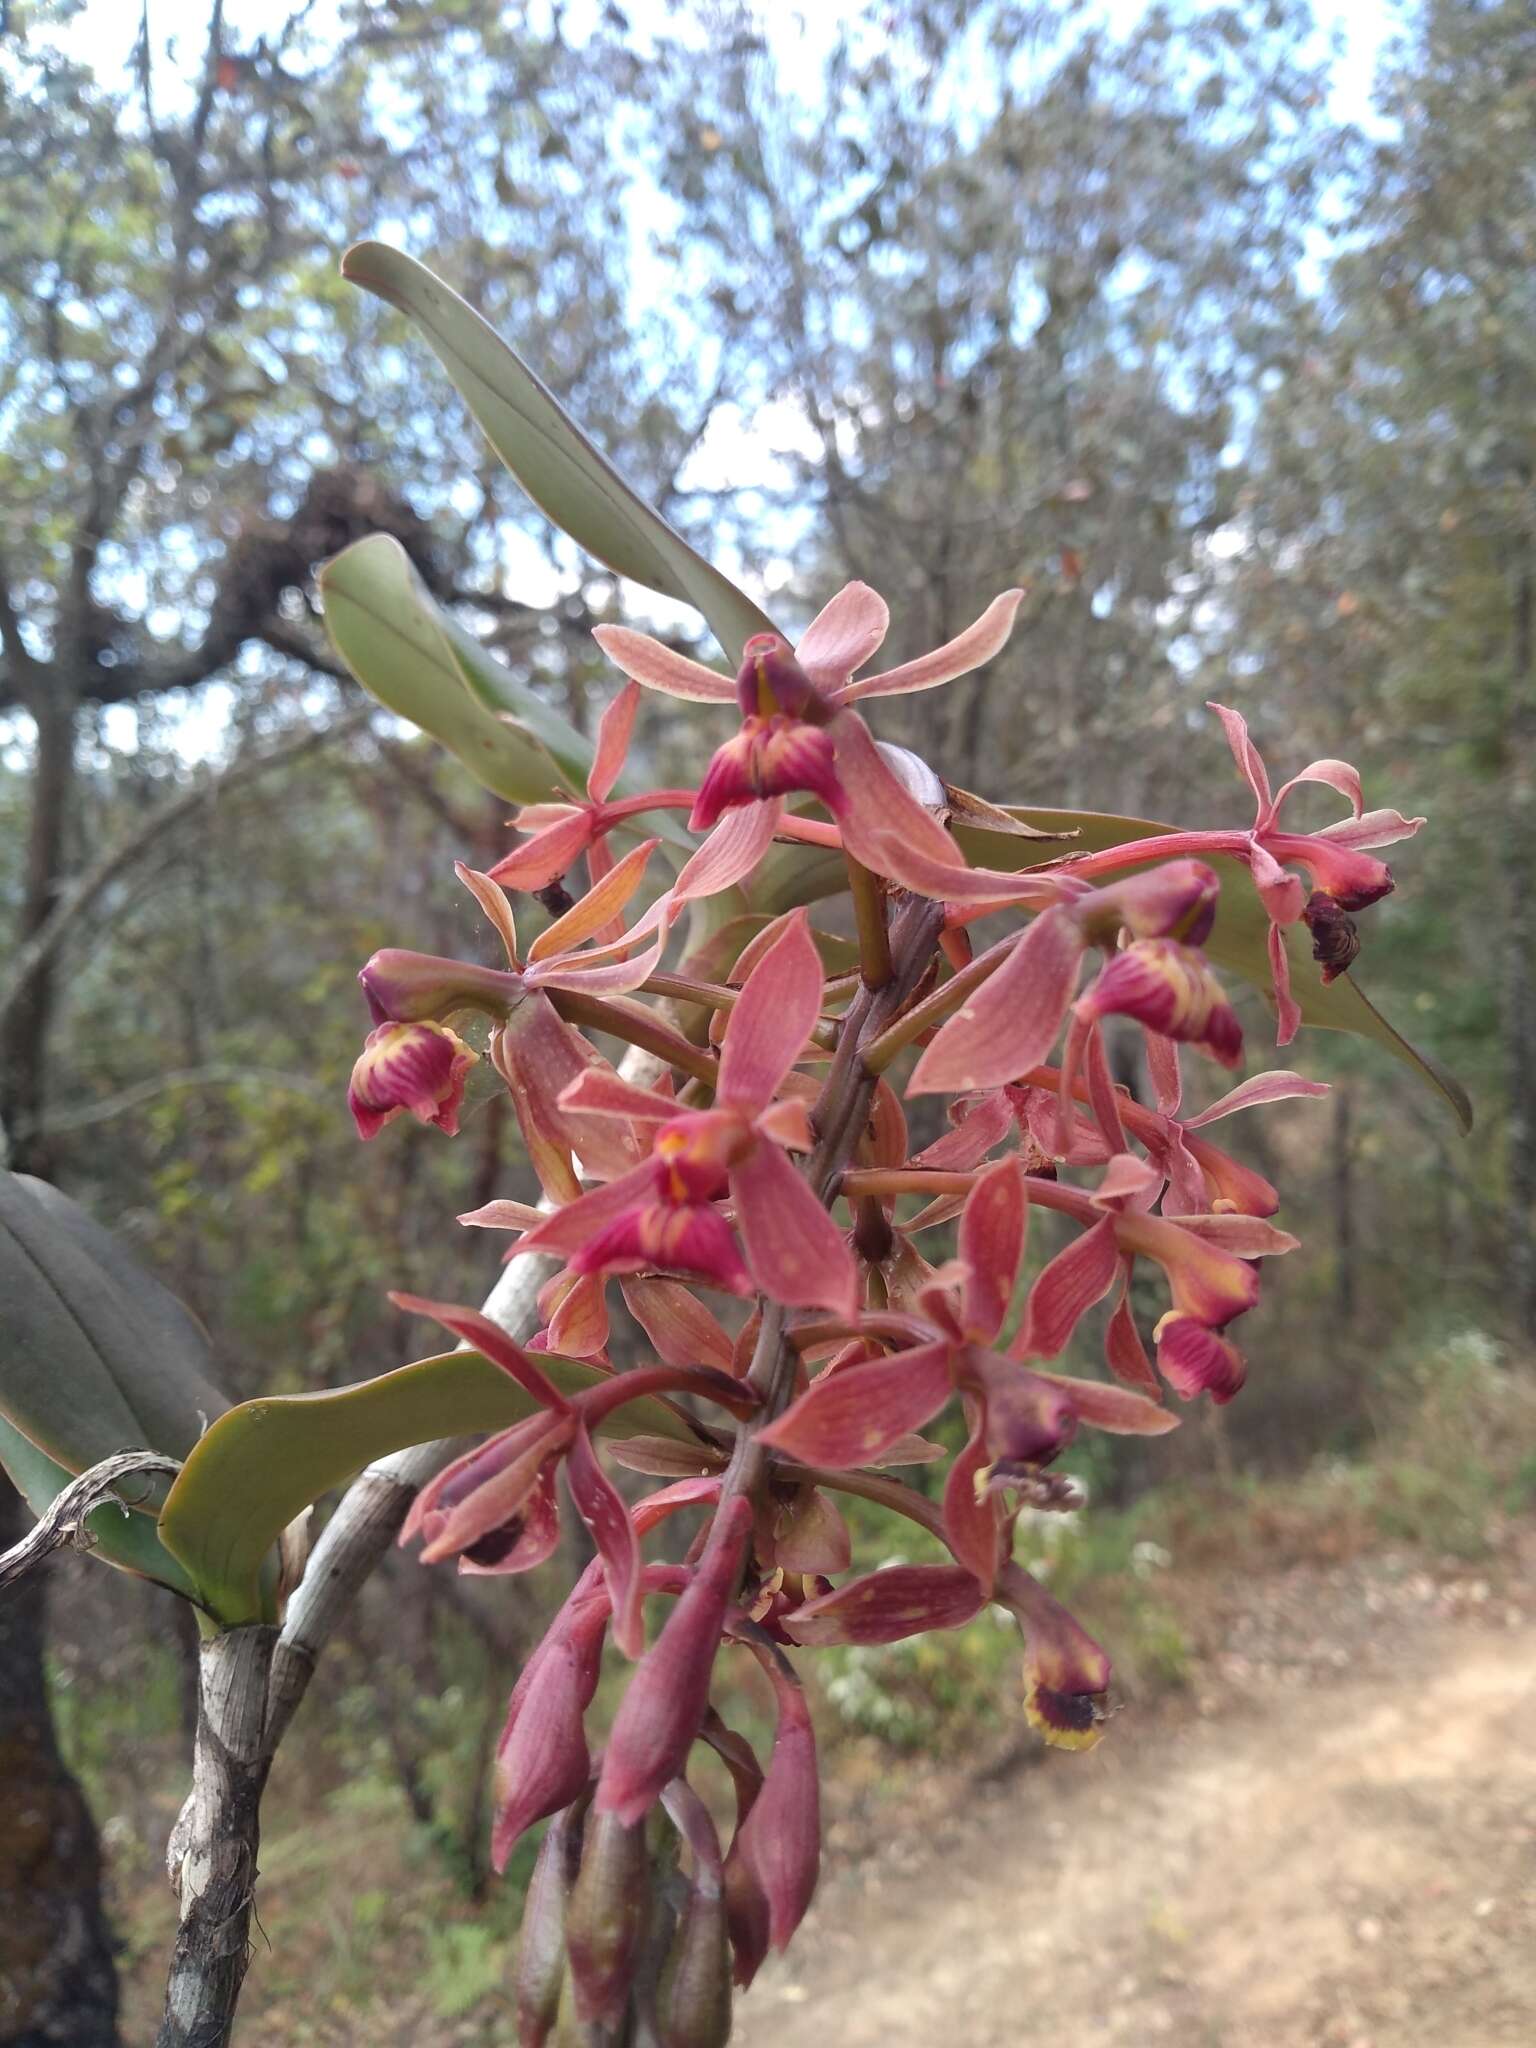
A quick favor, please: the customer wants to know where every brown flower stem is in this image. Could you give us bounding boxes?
[547,989,720,1087]
[720,894,945,1510]
[846,854,894,991]
[860,926,1020,1073]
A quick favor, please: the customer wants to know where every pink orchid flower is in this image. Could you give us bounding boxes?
[592,583,1068,907]
[354,854,674,1196]
[759,1160,1177,1591]
[509,912,859,1315]
[348,1019,478,1140]
[1050,703,1425,1044]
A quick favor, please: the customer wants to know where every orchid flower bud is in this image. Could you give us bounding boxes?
[357,947,522,1026]
[564,1809,651,2025]
[596,1497,754,1826]
[657,1882,734,2048]
[514,1802,583,2048]
[731,1666,819,1952]
[491,1599,607,1870]
[347,1020,477,1140]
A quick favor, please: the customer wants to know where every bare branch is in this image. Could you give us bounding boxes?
[0,1451,180,1596]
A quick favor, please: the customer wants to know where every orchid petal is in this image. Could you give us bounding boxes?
[943,1416,1002,1592]
[1015,1216,1120,1359]
[566,1425,645,1658]
[794,581,889,688]
[543,1270,610,1359]
[1206,700,1272,822]
[528,838,660,962]
[1247,839,1307,925]
[755,1096,817,1151]
[620,1276,737,1373]
[1160,1213,1300,1257]
[1114,1213,1262,1325]
[514,1161,661,1258]
[1267,921,1302,1047]
[558,1068,677,1124]
[390,1292,574,1411]
[673,799,783,905]
[731,1142,859,1316]
[590,681,641,802]
[959,1158,1026,1345]
[593,624,736,702]
[1092,1151,1164,1212]
[782,1564,986,1646]
[1312,806,1425,851]
[839,589,1024,701]
[914,1091,1014,1171]
[459,1457,564,1577]
[455,861,519,966]
[1104,1267,1159,1392]
[772,1487,852,1576]
[757,1342,954,1469]
[1183,1070,1330,1125]
[718,910,822,1116]
[1268,757,1363,825]
[458,1196,546,1232]
[1033,1369,1177,1436]
[488,809,596,892]
[909,911,1083,1094]
[1145,1032,1183,1118]
[494,994,646,1185]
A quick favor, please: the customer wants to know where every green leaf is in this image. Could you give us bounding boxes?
[0,1174,228,1481]
[157,1348,710,1626]
[339,241,776,660]
[953,807,1472,1132]
[320,535,592,803]
[0,1412,198,1598]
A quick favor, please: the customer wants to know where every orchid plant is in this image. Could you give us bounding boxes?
[347,540,1425,2039]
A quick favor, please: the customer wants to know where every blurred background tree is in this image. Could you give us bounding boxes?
[1,0,1530,2036]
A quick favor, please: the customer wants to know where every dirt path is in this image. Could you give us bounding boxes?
[736,1576,1536,2048]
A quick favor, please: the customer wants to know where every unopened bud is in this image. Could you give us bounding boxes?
[657,1881,733,2048]
[348,1020,477,1140]
[358,947,522,1026]
[564,1810,651,2025]
[491,1600,606,1870]
[596,1498,753,1826]
[733,1664,819,1952]
[514,1803,583,2048]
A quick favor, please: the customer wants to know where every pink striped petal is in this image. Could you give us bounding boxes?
[528,839,660,962]
[1145,1031,1183,1118]
[1267,757,1363,827]
[1159,1214,1299,1257]
[1114,1213,1261,1326]
[1206,700,1272,822]
[731,1142,858,1316]
[488,809,595,892]
[794,580,889,688]
[1248,840,1307,926]
[959,1158,1026,1345]
[1312,806,1424,851]
[1015,1216,1120,1359]
[718,909,822,1116]
[673,799,782,905]
[757,1342,954,1469]
[455,861,520,966]
[593,623,736,702]
[565,1425,644,1658]
[1033,1369,1178,1436]
[514,1162,659,1258]
[590,681,641,802]
[1157,1127,1210,1218]
[914,1089,1014,1170]
[1267,922,1302,1047]
[543,1270,610,1358]
[839,589,1024,701]
[1182,1130,1280,1217]
[620,1276,736,1372]
[943,1415,1001,1591]
[558,1068,676,1124]
[1104,1267,1159,1392]
[1183,1071,1330,1126]
[390,1293,574,1411]
[782,1563,985,1645]
[1092,1151,1163,1212]
[494,995,645,1185]
[909,910,1084,1094]
[1155,1312,1246,1404]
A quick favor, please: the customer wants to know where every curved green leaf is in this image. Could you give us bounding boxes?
[0,1174,228,1480]
[953,807,1472,1131]
[320,535,589,803]
[0,1413,198,1597]
[339,241,775,660]
[157,1348,710,1626]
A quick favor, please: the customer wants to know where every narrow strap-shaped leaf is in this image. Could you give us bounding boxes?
[340,242,777,659]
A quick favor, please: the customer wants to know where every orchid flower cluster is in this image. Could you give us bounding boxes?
[347,582,1421,2043]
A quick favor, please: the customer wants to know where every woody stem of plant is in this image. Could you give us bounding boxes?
[720,893,945,1518]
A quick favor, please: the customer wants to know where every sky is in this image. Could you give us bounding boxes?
[41,0,1409,763]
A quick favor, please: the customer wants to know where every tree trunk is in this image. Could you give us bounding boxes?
[1504,536,1536,1340]
[1,687,76,1178]
[0,1473,121,2047]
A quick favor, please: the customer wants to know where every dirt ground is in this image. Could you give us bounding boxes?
[735,1555,1536,2048]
